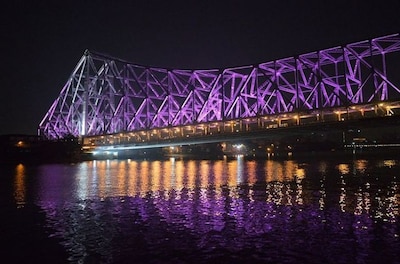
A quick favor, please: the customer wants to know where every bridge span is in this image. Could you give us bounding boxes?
[38,33,400,157]
[82,101,400,158]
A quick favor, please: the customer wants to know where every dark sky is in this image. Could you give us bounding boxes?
[1,0,399,135]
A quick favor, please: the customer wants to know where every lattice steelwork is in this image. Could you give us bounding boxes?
[39,34,400,139]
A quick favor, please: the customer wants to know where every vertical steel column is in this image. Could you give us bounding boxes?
[220,69,225,132]
[123,65,128,131]
[342,46,349,119]
[294,57,298,111]
[81,50,90,136]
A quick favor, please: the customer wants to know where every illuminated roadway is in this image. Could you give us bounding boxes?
[83,102,400,155]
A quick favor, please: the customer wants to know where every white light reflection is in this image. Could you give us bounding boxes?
[339,175,347,213]
[76,162,90,200]
[318,161,326,211]
[236,155,244,184]
[393,178,399,218]
[387,180,399,222]
[295,177,303,206]
[354,188,364,216]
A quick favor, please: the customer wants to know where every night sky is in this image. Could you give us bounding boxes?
[1,0,400,135]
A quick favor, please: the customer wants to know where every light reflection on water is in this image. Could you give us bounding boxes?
[13,164,26,208]
[64,158,307,200]
[14,157,400,263]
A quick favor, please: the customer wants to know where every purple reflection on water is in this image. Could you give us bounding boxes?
[34,158,400,263]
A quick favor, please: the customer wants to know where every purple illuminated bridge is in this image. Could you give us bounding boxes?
[39,34,400,150]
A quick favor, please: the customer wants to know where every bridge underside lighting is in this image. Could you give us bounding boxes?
[92,150,118,157]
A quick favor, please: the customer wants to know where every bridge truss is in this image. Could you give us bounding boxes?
[39,34,400,139]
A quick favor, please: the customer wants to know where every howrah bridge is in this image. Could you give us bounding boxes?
[38,33,400,156]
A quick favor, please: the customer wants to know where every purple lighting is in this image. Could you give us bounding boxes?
[39,34,400,139]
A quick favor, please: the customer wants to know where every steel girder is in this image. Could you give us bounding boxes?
[39,34,400,139]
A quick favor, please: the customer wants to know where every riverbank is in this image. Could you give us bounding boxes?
[0,134,82,165]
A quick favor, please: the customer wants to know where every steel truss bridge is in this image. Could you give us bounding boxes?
[39,33,400,152]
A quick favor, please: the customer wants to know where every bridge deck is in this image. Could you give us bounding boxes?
[83,101,400,156]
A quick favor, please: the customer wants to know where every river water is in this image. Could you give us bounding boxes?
[1,155,399,263]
